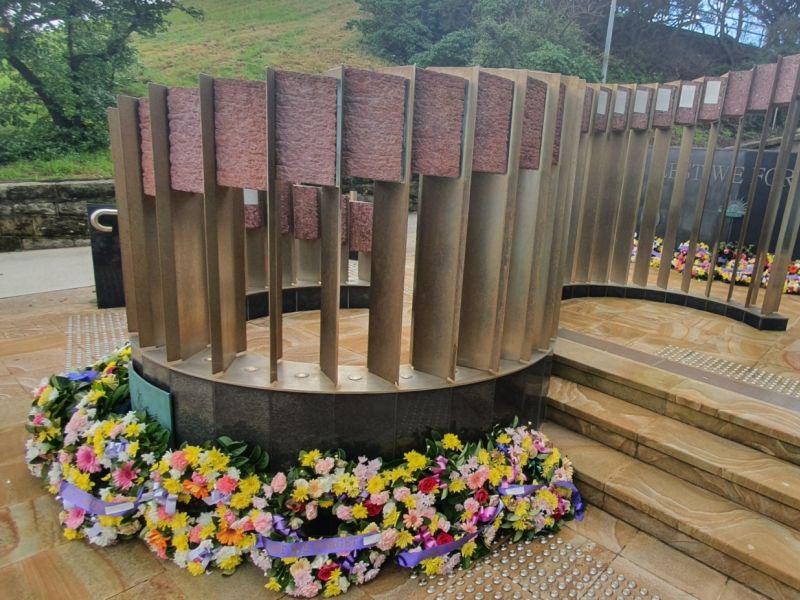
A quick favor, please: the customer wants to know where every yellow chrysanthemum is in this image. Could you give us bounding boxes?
[421,557,444,576]
[200,522,217,539]
[541,448,561,478]
[403,450,427,472]
[172,533,189,552]
[163,478,183,495]
[352,503,368,520]
[218,554,242,571]
[265,578,282,592]
[488,467,503,487]
[461,540,476,558]
[535,488,559,511]
[187,561,205,576]
[497,433,511,445]
[367,476,385,495]
[383,509,399,528]
[442,433,463,451]
[292,485,310,503]
[239,475,261,496]
[448,479,466,493]
[230,491,253,510]
[323,579,343,597]
[169,511,189,531]
[331,473,359,498]
[63,528,82,540]
[127,441,139,457]
[98,515,123,528]
[395,530,413,548]
[301,449,322,468]
[183,446,201,467]
[477,449,491,465]
[124,422,144,438]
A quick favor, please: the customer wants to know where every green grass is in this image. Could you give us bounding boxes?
[0,149,113,182]
[2,0,383,181]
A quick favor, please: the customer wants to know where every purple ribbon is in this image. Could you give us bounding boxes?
[141,483,177,515]
[396,505,502,568]
[202,489,231,506]
[272,514,293,537]
[397,531,479,568]
[498,482,545,497]
[59,481,137,516]
[188,546,213,568]
[553,480,585,521]
[255,532,381,559]
[104,441,128,461]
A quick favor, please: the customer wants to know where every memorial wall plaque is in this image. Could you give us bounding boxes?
[411,69,466,177]
[774,54,800,105]
[139,99,155,197]
[630,87,653,130]
[278,180,293,234]
[552,82,567,165]
[519,78,548,170]
[244,205,263,229]
[611,86,631,131]
[342,68,407,182]
[214,79,268,190]
[722,70,753,117]
[698,76,727,122]
[167,87,203,194]
[652,84,677,128]
[349,200,373,253]
[747,62,778,112]
[594,87,611,132]
[472,71,515,173]
[275,71,338,186]
[580,87,594,134]
[675,81,701,125]
[292,185,320,240]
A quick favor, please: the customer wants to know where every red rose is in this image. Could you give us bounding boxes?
[474,488,489,504]
[435,532,454,546]
[364,500,382,517]
[419,476,439,494]
[317,562,337,582]
[286,499,305,513]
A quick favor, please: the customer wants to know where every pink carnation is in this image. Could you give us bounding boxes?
[393,487,410,501]
[314,457,335,475]
[370,491,390,506]
[295,581,321,598]
[216,475,238,495]
[335,505,353,521]
[271,472,287,494]
[169,450,189,471]
[377,528,399,551]
[253,512,273,535]
[189,525,203,543]
[75,445,101,473]
[32,413,45,426]
[305,502,318,520]
[464,498,480,514]
[467,467,489,490]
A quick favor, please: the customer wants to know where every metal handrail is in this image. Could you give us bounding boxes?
[89,208,118,233]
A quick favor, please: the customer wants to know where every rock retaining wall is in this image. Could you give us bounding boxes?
[0,180,114,251]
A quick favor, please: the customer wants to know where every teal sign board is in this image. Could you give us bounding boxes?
[129,367,174,442]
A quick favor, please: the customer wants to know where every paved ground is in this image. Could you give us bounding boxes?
[0,246,95,298]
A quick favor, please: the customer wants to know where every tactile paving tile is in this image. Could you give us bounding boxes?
[657,345,800,398]
[65,312,128,372]
[415,534,661,600]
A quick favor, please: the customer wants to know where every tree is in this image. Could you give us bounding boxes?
[0,1,200,153]
[745,1,800,54]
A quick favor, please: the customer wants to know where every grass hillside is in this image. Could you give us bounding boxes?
[0,0,382,181]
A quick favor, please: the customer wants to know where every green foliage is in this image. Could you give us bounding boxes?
[0,1,201,163]
[215,436,270,475]
[0,149,112,182]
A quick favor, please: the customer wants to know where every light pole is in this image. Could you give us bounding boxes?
[601,0,618,83]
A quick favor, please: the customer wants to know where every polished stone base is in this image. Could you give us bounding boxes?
[134,354,551,469]
[562,283,788,331]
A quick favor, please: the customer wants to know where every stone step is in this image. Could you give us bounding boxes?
[542,422,800,600]
[553,337,800,465]
[548,376,800,530]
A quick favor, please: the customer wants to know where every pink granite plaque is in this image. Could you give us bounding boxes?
[580,87,594,134]
[244,204,264,229]
[278,180,292,234]
[411,69,466,178]
[594,87,611,132]
[349,200,373,253]
[472,71,514,174]
[722,70,753,117]
[292,185,320,240]
[519,78,548,170]
[611,86,632,132]
[775,54,800,105]
[629,88,653,130]
[167,87,203,194]
[698,76,727,122]
[275,71,338,186]
[214,79,267,190]
[342,68,407,182]
[674,82,701,125]
[652,84,677,129]
[747,63,778,112]
[138,99,155,197]
[552,83,567,165]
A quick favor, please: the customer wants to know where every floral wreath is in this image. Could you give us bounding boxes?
[490,422,584,541]
[253,450,392,598]
[385,433,505,577]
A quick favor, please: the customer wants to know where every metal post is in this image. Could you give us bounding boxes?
[601,0,617,84]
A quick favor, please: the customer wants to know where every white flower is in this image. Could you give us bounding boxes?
[141,452,156,465]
